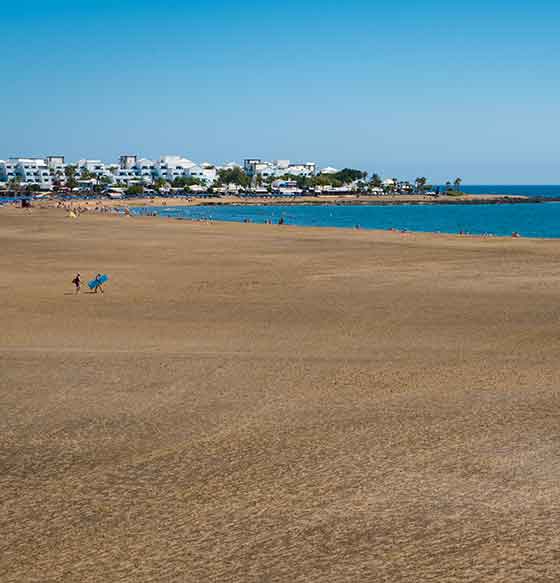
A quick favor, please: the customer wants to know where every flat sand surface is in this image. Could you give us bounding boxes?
[1,207,559,582]
[42,192,526,209]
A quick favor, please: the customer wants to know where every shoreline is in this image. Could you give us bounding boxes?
[117,193,532,208]
[1,192,534,210]
[2,198,539,240]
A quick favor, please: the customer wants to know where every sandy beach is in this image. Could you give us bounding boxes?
[29,192,527,210]
[2,205,559,582]
[120,193,527,207]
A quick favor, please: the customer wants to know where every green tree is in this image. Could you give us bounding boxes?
[8,176,22,192]
[153,177,168,192]
[370,173,382,187]
[126,184,144,196]
[311,174,343,188]
[217,167,250,187]
[415,177,428,193]
[356,180,368,193]
[296,175,311,190]
[454,177,462,191]
[80,168,94,180]
[53,169,64,190]
[64,165,78,189]
[333,168,367,184]
[64,164,77,179]
[171,176,203,188]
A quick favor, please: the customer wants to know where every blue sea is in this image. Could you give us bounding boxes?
[136,199,560,238]
[4,186,560,238]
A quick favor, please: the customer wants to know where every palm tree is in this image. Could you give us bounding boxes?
[153,177,167,193]
[356,180,367,194]
[64,164,77,180]
[454,177,462,191]
[53,169,64,191]
[415,177,427,193]
[370,173,382,188]
[8,176,22,193]
[64,165,78,190]
[80,168,94,181]
[445,181,452,192]
[99,175,112,188]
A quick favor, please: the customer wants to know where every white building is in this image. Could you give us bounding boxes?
[187,164,217,184]
[119,155,137,169]
[91,154,219,186]
[0,158,53,188]
[112,168,140,185]
[244,158,316,178]
[0,152,252,191]
[283,162,316,176]
[133,158,156,182]
[150,156,217,184]
[47,156,65,170]
[154,156,196,182]
[77,159,107,175]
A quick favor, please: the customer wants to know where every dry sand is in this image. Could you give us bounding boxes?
[27,192,527,210]
[1,206,559,582]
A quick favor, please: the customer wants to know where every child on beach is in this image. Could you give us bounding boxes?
[72,273,81,294]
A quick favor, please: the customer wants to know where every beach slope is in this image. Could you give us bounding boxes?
[1,207,559,582]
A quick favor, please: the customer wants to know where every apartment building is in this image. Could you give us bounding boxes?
[244,158,316,178]
[0,158,53,188]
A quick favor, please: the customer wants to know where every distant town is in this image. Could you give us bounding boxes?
[0,154,463,198]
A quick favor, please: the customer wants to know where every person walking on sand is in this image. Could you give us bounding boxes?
[72,273,81,294]
[94,273,104,294]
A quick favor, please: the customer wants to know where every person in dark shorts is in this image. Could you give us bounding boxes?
[94,273,104,294]
[72,273,81,294]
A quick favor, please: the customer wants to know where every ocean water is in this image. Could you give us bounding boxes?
[0,197,26,203]
[137,202,560,238]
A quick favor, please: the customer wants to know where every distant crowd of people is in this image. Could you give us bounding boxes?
[57,201,125,216]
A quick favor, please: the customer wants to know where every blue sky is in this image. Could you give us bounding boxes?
[2,0,560,183]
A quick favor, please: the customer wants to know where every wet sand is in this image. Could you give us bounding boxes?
[1,206,559,582]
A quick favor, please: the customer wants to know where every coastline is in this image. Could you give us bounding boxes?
[117,193,531,208]
[9,192,532,211]
[5,194,547,239]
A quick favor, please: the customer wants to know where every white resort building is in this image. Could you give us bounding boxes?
[0,158,55,188]
[243,159,316,178]
[0,153,317,191]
